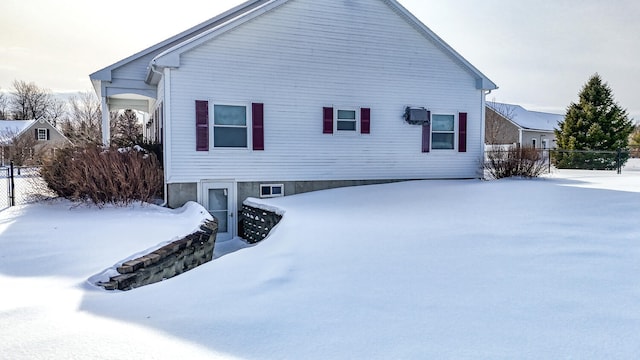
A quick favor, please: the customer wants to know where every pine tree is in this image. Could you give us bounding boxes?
[554,74,634,169]
[111,109,142,147]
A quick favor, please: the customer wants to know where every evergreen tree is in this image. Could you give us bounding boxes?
[554,74,634,169]
[111,109,142,147]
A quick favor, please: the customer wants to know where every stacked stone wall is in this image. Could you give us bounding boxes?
[241,204,282,244]
[98,220,218,291]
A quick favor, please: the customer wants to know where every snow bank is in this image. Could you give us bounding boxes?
[2,171,640,359]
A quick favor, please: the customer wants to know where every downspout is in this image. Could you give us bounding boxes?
[150,61,170,207]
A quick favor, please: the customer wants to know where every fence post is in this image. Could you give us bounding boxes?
[9,160,15,207]
[616,148,622,175]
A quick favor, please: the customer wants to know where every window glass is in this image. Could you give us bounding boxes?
[432,133,455,149]
[337,110,356,120]
[214,105,246,126]
[214,127,248,148]
[432,115,454,131]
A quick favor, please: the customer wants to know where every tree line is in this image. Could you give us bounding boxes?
[0,80,142,147]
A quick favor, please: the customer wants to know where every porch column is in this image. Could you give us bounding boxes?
[101,96,110,146]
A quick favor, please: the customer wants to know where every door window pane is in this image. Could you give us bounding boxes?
[208,189,228,232]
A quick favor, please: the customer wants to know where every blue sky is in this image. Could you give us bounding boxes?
[1,0,638,120]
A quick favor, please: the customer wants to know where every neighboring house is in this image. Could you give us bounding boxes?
[0,119,71,166]
[90,0,497,240]
[485,102,564,149]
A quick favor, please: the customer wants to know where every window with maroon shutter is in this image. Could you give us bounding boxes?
[458,112,467,152]
[195,100,209,151]
[323,107,333,134]
[361,108,371,134]
[252,103,264,151]
[422,111,431,152]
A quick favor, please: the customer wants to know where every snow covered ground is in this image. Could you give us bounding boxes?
[1,164,640,359]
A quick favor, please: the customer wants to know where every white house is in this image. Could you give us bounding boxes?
[486,102,563,149]
[90,0,497,240]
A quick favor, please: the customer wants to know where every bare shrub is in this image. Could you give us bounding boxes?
[485,145,548,179]
[41,145,163,206]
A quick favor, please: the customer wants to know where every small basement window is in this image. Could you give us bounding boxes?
[260,184,284,198]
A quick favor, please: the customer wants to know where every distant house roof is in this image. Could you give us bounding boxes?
[0,120,36,145]
[487,102,563,132]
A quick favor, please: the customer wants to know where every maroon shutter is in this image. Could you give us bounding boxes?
[323,107,333,134]
[458,112,467,153]
[34,128,38,140]
[195,100,209,151]
[422,111,431,153]
[361,108,371,134]
[46,129,50,140]
[252,103,264,151]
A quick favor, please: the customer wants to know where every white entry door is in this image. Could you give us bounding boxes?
[202,182,235,241]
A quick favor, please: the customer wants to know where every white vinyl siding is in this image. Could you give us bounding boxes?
[165,0,484,184]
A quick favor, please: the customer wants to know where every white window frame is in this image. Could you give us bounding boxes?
[335,108,359,133]
[37,128,47,141]
[260,184,284,198]
[211,102,251,149]
[430,113,456,151]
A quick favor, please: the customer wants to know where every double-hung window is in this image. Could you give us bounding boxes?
[336,109,357,132]
[37,128,47,141]
[213,104,248,148]
[431,114,455,150]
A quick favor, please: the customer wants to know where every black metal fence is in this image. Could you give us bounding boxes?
[0,161,55,211]
[484,146,640,176]
[0,164,11,210]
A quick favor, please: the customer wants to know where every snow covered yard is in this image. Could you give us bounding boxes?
[1,165,640,359]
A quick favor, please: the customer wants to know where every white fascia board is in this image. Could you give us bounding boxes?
[149,0,284,72]
[90,0,268,86]
[384,0,497,91]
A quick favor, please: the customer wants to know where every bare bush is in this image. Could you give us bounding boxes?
[485,145,548,179]
[41,145,163,206]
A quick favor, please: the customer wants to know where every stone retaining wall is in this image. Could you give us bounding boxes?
[98,219,218,291]
[241,204,282,244]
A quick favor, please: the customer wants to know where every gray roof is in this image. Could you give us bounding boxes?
[487,102,563,132]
